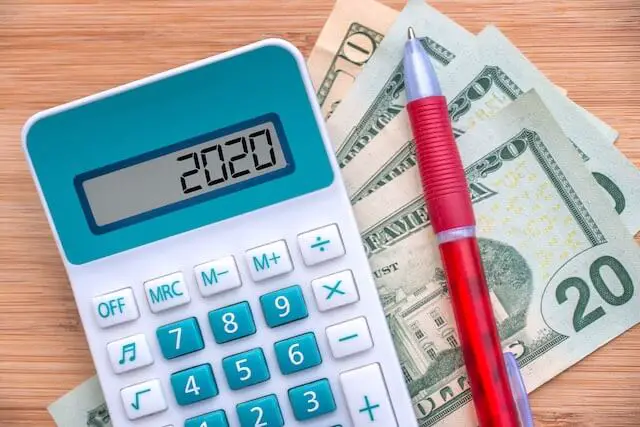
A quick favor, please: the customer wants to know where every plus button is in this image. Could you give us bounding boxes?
[358,395,380,421]
[268,252,281,264]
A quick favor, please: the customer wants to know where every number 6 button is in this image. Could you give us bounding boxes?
[274,332,322,375]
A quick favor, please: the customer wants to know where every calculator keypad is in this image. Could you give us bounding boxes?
[259,285,308,328]
[194,255,242,297]
[245,240,293,282]
[170,363,218,406]
[274,332,322,375]
[121,379,167,420]
[101,223,395,425]
[288,378,336,421]
[222,348,270,390]
[107,334,153,374]
[144,272,190,313]
[237,394,284,427]
[208,301,256,344]
[156,317,204,360]
[93,288,139,328]
[311,269,359,311]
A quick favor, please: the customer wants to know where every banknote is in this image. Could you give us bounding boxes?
[352,90,640,426]
[326,0,475,168]
[307,0,398,119]
[342,26,640,235]
[48,376,111,427]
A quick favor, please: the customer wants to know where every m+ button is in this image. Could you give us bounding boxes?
[246,240,293,282]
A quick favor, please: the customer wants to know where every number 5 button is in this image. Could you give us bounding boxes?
[222,348,270,390]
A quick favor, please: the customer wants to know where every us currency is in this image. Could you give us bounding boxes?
[343,26,640,235]
[307,0,398,119]
[48,376,110,427]
[352,90,640,426]
[326,0,475,168]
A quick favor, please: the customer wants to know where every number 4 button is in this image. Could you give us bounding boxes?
[170,363,218,406]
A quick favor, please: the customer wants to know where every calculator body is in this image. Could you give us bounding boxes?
[23,39,417,427]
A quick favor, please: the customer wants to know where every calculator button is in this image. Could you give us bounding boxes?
[107,334,153,374]
[185,410,229,427]
[237,394,284,427]
[298,224,346,266]
[208,301,256,344]
[245,240,293,282]
[222,348,270,390]
[340,363,398,426]
[144,272,190,313]
[170,363,218,406]
[259,285,308,328]
[288,378,336,421]
[194,255,242,297]
[156,317,204,360]
[326,316,373,359]
[93,288,139,328]
[274,332,322,375]
[120,379,167,420]
[311,270,359,311]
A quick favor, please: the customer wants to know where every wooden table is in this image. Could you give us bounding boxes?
[1,0,639,425]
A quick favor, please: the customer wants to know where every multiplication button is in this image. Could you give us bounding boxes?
[311,270,359,311]
[298,224,346,266]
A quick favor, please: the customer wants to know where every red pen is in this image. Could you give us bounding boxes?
[403,27,530,426]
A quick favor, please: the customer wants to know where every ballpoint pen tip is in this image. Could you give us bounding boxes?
[408,27,416,40]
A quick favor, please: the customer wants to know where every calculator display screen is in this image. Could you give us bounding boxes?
[79,118,290,229]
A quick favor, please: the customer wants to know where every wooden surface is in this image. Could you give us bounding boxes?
[1,0,639,425]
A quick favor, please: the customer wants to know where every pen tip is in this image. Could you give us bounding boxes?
[407,27,416,40]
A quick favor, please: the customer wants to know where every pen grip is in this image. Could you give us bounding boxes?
[407,96,474,233]
[440,238,520,427]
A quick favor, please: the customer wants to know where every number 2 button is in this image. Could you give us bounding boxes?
[208,302,256,344]
[237,394,284,427]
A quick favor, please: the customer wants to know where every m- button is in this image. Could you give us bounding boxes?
[245,240,293,282]
[311,270,359,311]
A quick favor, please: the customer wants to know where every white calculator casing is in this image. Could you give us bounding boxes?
[23,39,418,427]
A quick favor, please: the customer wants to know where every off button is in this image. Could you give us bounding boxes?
[92,288,139,328]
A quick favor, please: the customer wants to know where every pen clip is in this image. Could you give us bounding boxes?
[503,352,534,427]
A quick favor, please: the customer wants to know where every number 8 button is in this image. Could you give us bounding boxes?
[208,301,256,344]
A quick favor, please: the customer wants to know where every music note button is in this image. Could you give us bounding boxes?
[108,334,154,374]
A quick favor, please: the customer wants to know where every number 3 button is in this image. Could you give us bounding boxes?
[288,379,336,421]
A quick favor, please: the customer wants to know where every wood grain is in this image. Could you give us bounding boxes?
[1,0,639,425]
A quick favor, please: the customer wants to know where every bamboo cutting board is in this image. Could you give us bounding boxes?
[1,1,639,425]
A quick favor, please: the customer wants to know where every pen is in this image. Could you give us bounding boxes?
[403,27,533,427]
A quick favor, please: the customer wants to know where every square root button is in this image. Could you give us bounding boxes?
[298,224,345,266]
[121,379,167,420]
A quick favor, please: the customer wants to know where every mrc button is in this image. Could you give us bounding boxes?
[92,288,140,328]
[144,272,191,313]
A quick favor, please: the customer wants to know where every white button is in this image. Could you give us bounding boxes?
[326,317,373,359]
[144,272,190,313]
[311,270,359,311]
[107,334,154,374]
[93,288,139,328]
[298,224,346,266]
[245,240,293,282]
[194,255,242,297]
[340,364,398,427]
[121,379,167,420]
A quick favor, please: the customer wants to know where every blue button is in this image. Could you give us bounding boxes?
[274,332,322,375]
[156,317,204,360]
[260,285,308,328]
[170,363,218,406]
[222,348,270,390]
[288,378,336,421]
[208,301,256,344]
[237,394,284,427]
[185,409,229,427]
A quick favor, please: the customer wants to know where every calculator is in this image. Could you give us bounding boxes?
[23,39,417,427]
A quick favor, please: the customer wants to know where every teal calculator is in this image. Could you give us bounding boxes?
[23,39,417,427]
